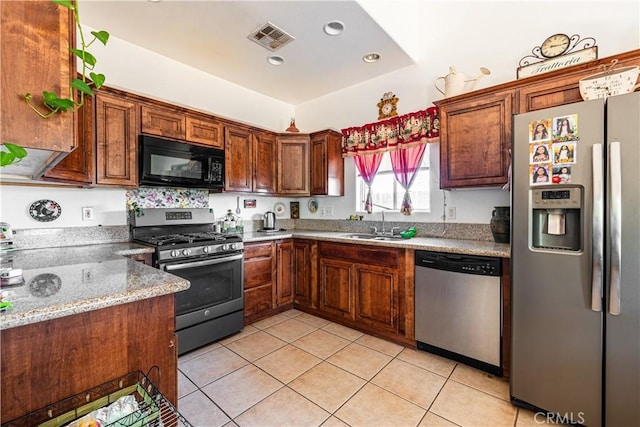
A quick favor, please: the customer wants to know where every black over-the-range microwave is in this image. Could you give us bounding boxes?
[139,134,225,191]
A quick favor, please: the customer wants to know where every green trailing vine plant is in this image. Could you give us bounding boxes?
[1,0,109,168]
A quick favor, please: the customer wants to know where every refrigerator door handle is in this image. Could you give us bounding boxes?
[609,141,622,315]
[591,143,604,312]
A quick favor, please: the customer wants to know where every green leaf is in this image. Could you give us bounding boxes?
[42,91,59,104]
[45,96,74,112]
[89,72,106,89]
[4,143,28,159]
[0,151,16,167]
[50,0,75,10]
[72,78,94,96]
[70,49,97,67]
[91,30,110,46]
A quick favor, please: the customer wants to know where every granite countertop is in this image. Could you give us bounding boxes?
[0,243,189,330]
[243,230,510,258]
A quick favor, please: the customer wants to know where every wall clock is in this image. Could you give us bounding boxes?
[517,34,597,79]
[540,33,571,58]
[29,199,62,222]
[377,92,399,120]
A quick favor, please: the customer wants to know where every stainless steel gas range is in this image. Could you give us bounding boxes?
[131,208,244,355]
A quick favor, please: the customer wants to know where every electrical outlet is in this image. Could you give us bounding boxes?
[82,207,94,221]
[447,206,456,219]
[319,207,326,217]
[325,206,333,216]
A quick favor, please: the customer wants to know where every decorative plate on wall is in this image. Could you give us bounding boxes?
[28,199,62,222]
[274,202,286,217]
[308,199,318,213]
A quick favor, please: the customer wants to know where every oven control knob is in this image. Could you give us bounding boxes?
[204,309,211,317]
[170,250,179,257]
[229,243,236,250]
[203,246,210,254]
[182,249,191,256]
[222,244,229,251]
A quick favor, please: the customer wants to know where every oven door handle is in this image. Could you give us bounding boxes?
[163,253,244,271]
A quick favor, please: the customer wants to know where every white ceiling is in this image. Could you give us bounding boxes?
[79,0,414,105]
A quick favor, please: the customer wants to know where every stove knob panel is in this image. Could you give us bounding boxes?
[182,249,191,256]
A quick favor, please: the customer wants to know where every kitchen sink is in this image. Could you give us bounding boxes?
[341,233,404,241]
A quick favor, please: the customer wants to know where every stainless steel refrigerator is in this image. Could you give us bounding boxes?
[511,91,640,427]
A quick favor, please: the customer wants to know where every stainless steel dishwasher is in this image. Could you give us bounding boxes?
[415,250,502,376]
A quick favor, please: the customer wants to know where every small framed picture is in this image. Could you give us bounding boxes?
[290,201,300,219]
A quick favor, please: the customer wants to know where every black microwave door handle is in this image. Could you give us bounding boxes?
[206,157,212,183]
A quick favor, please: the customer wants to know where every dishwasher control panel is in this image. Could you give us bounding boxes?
[415,251,501,276]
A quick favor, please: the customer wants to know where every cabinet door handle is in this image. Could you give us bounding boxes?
[169,340,175,348]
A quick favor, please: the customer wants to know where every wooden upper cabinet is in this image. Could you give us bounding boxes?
[310,130,344,196]
[253,130,277,194]
[95,90,138,187]
[186,116,223,148]
[436,89,514,189]
[43,90,94,185]
[224,124,254,192]
[141,104,185,140]
[141,103,223,148]
[277,134,310,195]
[1,0,76,153]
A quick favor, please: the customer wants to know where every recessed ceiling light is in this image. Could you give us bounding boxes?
[323,21,344,36]
[363,53,381,63]
[267,55,285,66]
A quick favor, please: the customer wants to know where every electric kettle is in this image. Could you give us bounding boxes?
[263,211,276,230]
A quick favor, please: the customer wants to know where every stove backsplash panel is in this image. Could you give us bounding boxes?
[125,188,209,212]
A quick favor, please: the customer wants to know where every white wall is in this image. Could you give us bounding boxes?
[0,186,127,229]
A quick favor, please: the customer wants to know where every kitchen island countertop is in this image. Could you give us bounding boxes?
[0,243,189,330]
[243,230,510,258]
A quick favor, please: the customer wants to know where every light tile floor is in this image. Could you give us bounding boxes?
[177,309,538,427]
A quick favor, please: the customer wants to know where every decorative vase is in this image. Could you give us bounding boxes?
[490,206,510,243]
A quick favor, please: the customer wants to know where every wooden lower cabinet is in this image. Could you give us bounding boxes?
[243,240,298,324]
[276,240,294,306]
[310,241,413,346]
[243,241,276,323]
[354,263,399,333]
[319,257,354,320]
[0,295,177,423]
[293,239,317,309]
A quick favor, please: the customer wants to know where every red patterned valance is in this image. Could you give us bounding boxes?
[341,106,440,157]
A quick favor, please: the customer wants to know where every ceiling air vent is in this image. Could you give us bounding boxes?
[248,21,295,51]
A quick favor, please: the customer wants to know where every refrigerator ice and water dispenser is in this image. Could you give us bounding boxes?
[531,186,582,251]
